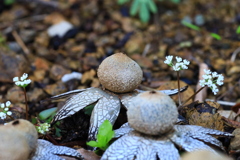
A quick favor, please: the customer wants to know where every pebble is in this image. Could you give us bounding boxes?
[47,21,74,38]
[0,49,30,83]
[49,64,70,81]
[61,72,82,83]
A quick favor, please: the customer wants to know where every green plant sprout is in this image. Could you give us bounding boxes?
[118,0,180,23]
[236,26,240,34]
[181,20,222,40]
[87,120,115,151]
[13,73,31,120]
[181,20,200,31]
[210,33,222,40]
[37,107,61,137]
[36,122,51,135]
[4,0,15,5]
[0,33,9,49]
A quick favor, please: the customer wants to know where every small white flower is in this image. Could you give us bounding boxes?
[0,112,6,120]
[6,111,12,116]
[212,72,218,78]
[180,63,188,69]
[164,55,173,65]
[24,79,32,85]
[4,108,8,111]
[199,70,224,95]
[183,59,190,65]
[165,55,190,71]
[36,122,51,134]
[173,63,181,71]
[0,104,4,108]
[176,56,182,62]
[14,73,31,87]
[13,77,19,82]
[21,73,28,81]
[6,101,11,107]
[204,69,211,75]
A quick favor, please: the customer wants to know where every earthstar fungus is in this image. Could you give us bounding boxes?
[102,91,233,160]
[51,53,187,142]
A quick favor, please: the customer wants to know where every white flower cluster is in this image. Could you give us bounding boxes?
[13,73,31,87]
[199,69,224,95]
[36,122,51,134]
[0,101,12,120]
[164,55,190,71]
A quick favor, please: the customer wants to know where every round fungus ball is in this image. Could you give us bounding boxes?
[97,53,143,93]
[127,91,178,135]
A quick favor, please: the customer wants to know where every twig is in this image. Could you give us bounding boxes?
[194,63,208,102]
[142,43,151,57]
[178,86,206,110]
[177,71,182,105]
[12,30,30,56]
[23,88,29,120]
[205,99,236,106]
[230,47,240,62]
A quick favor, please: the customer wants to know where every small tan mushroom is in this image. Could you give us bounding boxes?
[127,91,178,135]
[97,53,143,93]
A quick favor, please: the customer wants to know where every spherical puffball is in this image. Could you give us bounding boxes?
[0,119,38,160]
[97,53,143,93]
[127,91,178,135]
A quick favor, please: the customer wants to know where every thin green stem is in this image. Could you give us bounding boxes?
[177,71,182,105]
[23,87,29,120]
[178,86,206,110]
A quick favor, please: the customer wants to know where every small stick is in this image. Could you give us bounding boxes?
[12,30,30,61]
[178,86,206,110]
[194,63,208,102]
[177,71,182,105]
[23,88,29,120]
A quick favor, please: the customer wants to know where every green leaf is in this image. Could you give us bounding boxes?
[181,20,200,31]
[4,0,15,5]
[54,127,62,137]
[147,0,157,13]
[130,0,140,16]
[84,104,95,115]
[31,117,37,124]
[86,120,114,151]
[118,0,130,5]
[39,107,58,120]
[87,141,99,147]
[139,1,150,23]
[170,0,180,3]
[236,26,240,34]
[210,33,221,40]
